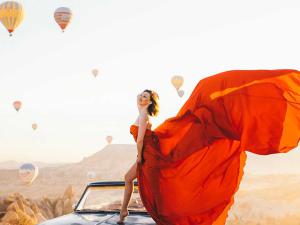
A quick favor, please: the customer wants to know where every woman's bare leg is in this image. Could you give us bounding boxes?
[117,162,137,223]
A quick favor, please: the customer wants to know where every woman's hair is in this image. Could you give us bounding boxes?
[143,89,159,117]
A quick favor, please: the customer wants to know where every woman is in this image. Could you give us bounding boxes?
[119,69,300,225]
[117,89,159,224]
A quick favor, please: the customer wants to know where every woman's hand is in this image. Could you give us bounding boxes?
[136,154,143,164]
[136,94,142,107]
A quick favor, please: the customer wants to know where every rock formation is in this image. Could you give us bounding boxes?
[0,185,76,225]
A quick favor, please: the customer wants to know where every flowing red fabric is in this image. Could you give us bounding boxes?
[130,69,300,225]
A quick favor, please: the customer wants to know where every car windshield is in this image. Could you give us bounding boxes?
[75,185,146,212]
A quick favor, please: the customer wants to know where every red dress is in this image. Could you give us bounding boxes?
[130,69,300,225]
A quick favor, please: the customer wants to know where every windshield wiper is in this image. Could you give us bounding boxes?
[75,208,121,213]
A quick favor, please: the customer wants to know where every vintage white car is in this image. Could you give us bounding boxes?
[38,181,156,225]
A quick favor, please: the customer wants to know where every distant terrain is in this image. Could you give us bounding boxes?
[0,161,67,170]
[1,144,300,224]
[0,144,137,199]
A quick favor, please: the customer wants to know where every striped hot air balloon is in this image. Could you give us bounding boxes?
[0,1,24,36]
[54,7,72,32]
[19,163,39,185]
[13,100,22,112]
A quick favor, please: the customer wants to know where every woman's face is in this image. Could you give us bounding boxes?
[137,91,151,107]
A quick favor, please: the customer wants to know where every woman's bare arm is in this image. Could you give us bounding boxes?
[134,116,139,125]
[136,111,148,159]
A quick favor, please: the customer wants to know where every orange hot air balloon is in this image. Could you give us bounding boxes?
[13,101,22,111]
[106,135,113,144]
[0,1,24,36]
[32,123,37,130]
[92,69,99,77]
[54,7,72,32]
[177,89,184,97]
[171,75,184,90]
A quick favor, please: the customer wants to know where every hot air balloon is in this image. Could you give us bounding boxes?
[106,135,113,144]
[19,163,39,185]
[171,75,184,90]
[86,171,96,181]
[92,69,99,77]
[13,101,22,112]
[32,123,37,130]
[54,7,72,32]
[177,89,184,97]
[0,1,24,36]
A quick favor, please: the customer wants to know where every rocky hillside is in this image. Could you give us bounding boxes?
[0,144,137,199]
[0,185,76,225]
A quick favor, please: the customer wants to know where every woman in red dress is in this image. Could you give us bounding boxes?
[118,89,160,224]
[118,69,300,225]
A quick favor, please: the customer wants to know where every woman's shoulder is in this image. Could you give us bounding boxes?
[133,114,152,127]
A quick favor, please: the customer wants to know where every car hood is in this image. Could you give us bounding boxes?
[38,212,156,225]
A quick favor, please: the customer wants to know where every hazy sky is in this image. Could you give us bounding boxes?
[0,0,300,163]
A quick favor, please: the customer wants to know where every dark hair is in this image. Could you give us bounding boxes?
[143,89,159,117]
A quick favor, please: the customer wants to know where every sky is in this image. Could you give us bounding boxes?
[0,0,300,163]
